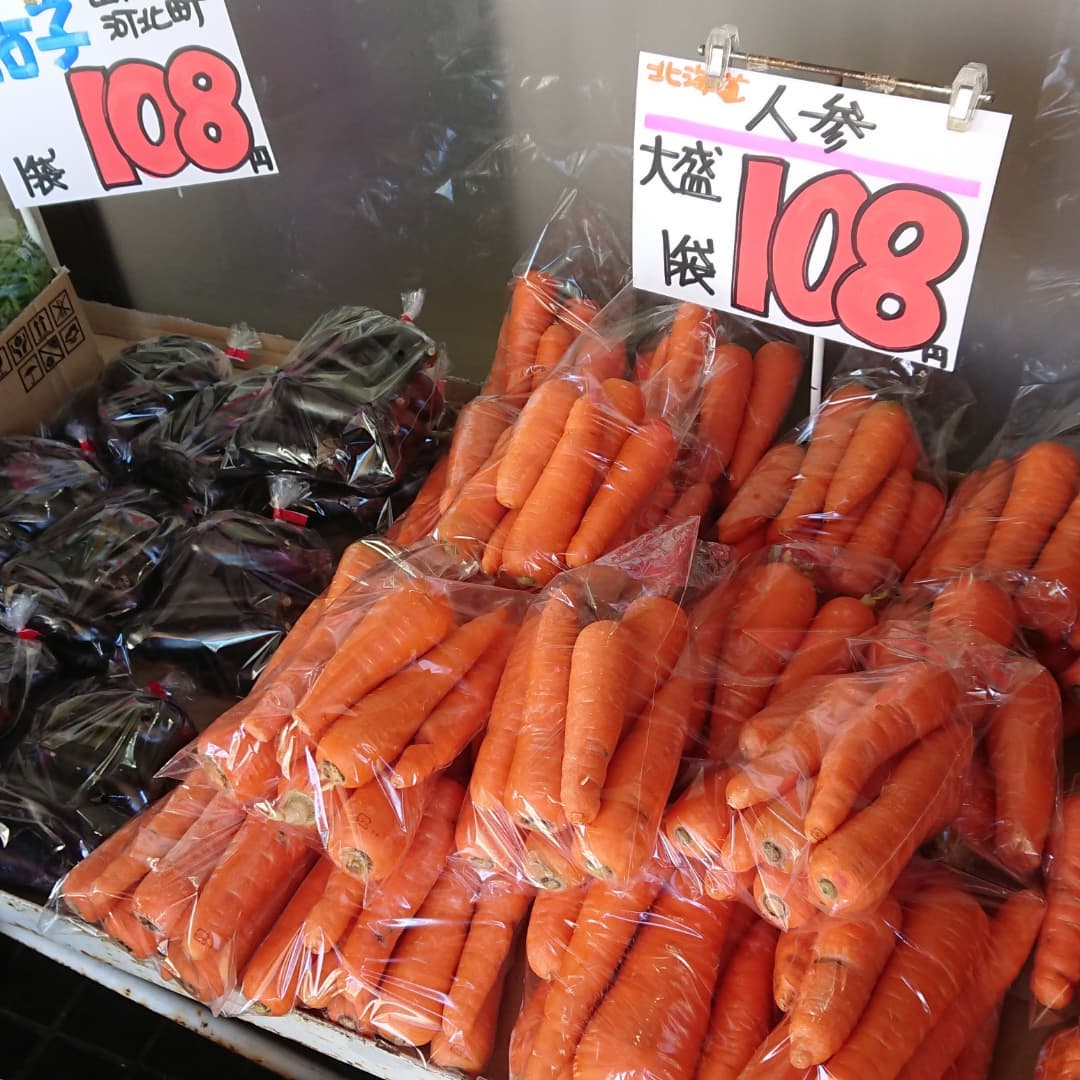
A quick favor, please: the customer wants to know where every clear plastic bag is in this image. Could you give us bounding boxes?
[1035,1025,1080,1079]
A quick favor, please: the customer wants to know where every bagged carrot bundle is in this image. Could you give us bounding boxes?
[719,358,965,589]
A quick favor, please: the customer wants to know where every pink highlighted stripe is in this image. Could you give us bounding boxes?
[644,112,980,198]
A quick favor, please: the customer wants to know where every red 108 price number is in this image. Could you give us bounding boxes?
[66,46,260,189]
[732,158,969,354]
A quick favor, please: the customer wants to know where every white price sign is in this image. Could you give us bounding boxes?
[0,0,275,208]
[632,51,1011,370]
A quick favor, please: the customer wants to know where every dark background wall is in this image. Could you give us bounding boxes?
[43,0,1080,454]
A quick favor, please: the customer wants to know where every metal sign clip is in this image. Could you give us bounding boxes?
[948,62,988,131]
[698,24,740,87]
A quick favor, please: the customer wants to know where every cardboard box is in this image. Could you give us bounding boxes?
[0,268,102,436]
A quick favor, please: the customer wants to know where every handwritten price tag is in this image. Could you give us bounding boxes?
[632,52,1011,370]
[0,0,275,208]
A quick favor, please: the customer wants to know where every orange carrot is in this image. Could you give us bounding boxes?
[505,596,579,832]
[578,671,693,880]
[529,321,575,389]
[187,817,316,1000]
[917,460,1014,580]
[709,561,818,756]
[522,830,585,891]
[565,418,679,568]
[788,895,901,1067]
[497,378,583,510]
[240,859,335,1016]
[768,597,874,704]
[391,631,516,789]
[300,865,370,956]
[503,271,559,398]
[526,886,586,980]
[824,400,913,516]
[718,443,805,544]
[825,886,987,1080]
[901,888,1045,1078]
[754,866,818,930]
[804,662,959,843]
[1019,489,1080,640]
[663,302,714,398]
[435,428,513,562]
[697,918,778,1079]
[984,441,1080,573]
[293,583,455,741]
[665,481,714,531]
[663,765,738,865]
[772,383,873,538]
[317,608,510,788]
[370,864,477,1046]
[741,680,830,759]
[483,311,511,395]
[511,981,549,1080]
[750,782,814,875]
[481,505,518,577]
[521,872,666,1080]
[892,481,946,576]
[470,611,540,813]
[728,342,804,491]
[833,467,913,596]
[103,896,160,960]
[323,776,429,880]
[697,343,754,484]
[560,619,628,826]
[946,1007,1001,1080]
[621,595,689,721]
[686,581,739,745]
[987,663,1061,876]
[388,456,449,547]
[1035,1026,1080,1079]
[954,745,997,852]
[808,722,972,915]
[441,397,514,513]
[929,574,1017,651]
[573,889,733,1080]
[774,927,814,1012]
[596,377,646,464]
[1033,794,1080,1010]
[430,980,504,1074]
[502,396,605,586]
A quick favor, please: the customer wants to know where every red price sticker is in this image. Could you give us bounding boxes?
[633,52,1010,370]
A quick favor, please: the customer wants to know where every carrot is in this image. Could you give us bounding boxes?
[697,343,754,483]
[505,596,579,832]
[1033,794,1080,1010]
[768,597,874,704]
[483,311,511,395]
[772,383,873,538]
[892,481,946,576]
[440,881,533,1059]
[565,296,599,331]
[728,342,804,491]
[665,481,713,531]
[727,674,875,809]
[391,631,516,789]
[984,441,1080,572]
[717,444,805,544]
[336,779,461,1018]
[824,400,913,516]
[370,864,477,1046]
[754,866,818,930]
[497,378,583,511]
[638,475,678,533]
[480,506,517,576]
[1019,487,1080,640]
[1035,1026,1080,1079]
[441,397,514,514]
[774,927,814,1012]
[435,428,514,562]
[560,619,628,826]
[521,873,666,1080]
[697,918,778,1079]
[103,896,160,961]
[596,378,646,462]
[947,1007,1001,1080]
[300,865,370,956]
[741,680,835,759]
[131,790,247,937]
[528,321,575,390]
[824,886,987,1080]
[929,574,1017,651]
[523,829,586,891]
[788,895,901,1067]
[164,936,216,1003]
[431,980,503,1074]
[954,745,997,852]
[526,886,586,979]
[833,467,913,596]
[710,562,818,756]
[663,765,738,865]
[187,816,316,1000]
[317,608,510,788]
[511,981,549,1080]
[323,776,430,880]
[622,596,689,720]
[293,583,455,741]
[808,722,972,915]
[240,859,335,1016]
[502,396,605,585]
[738,1019,812,1079]
[573,889,733,1080]
[917,460,1014,580]
[987,663,1061,876]
[902,888,1046,1078]
[687,582,739,746]
[804,662,960,843]
[577,671,693,880]
[565,417,679,568]
[751,781,814,874]
[388,456,449,547]
[66,771,216,923]
[504,271,559,398]
[662,302,714,397]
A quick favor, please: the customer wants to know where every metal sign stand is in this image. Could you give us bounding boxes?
[698,25,994,411]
